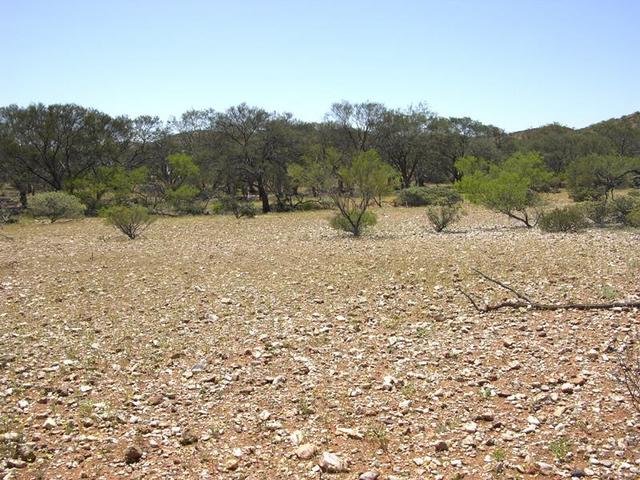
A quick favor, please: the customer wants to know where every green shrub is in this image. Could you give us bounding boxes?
[610,195,640,225]
[294,199,333,211]
[538,206,589,233]
[213,195,257,218]
[102,205,155,239]
[28,191,86,222]
[166,185,202,214]
[234,202,256,218]
[395,186,462,207]
[583,201,610,226]
[330,209,377,236]
[0,208,17,225]
[426,204,463,232]
[568,186,605,202]
[626,205,640,228]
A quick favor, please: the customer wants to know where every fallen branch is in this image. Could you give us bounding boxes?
[458,270,640,312]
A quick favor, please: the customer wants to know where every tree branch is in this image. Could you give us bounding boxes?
[459,270,640,312]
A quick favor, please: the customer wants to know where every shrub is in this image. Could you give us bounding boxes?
[610,195,640,225]
[538,206,589,233]
[294,199,333,211]
[28,191,86,222]
[214,195,257,218]
[166,184,202,214]
[102,205,155,239]
[456,152,552,228]
[330,209,377,236]
[395,186,462,207]
[426,204,463,232]
[583,201,610,226]
[0,208,17,225]
[330,150,397,236]
[627,206,640,228]
[234,202,256,218]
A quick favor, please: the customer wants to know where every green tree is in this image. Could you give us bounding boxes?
[456,152,552,227]
[566,154,640,201]
[329,149,398,236]
[69,165,148,214]
[162,153,202,212]
[373,104,432,188]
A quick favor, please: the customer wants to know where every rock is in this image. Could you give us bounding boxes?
[336,427,364,439]
[124,445,143,464]
[462,421,478,433]
[560,383,574,393]
[258,410,271,421]
[359,472,380,480]
[224,457,240,471]
[2,432,21,442]
[537,461,554,475]
[382,375,399,390]
[179,430,199,446]
[148,394,163,406]
[81,417,94,428]
[16,444,36,463]
[289,430,304,446]
[434,440,449,452]
[6,458,27,469]
[319,452,349,473]
[295,443,317,460]
[43,417,56,429]
[571,469,587,477]
[474,412,495,422]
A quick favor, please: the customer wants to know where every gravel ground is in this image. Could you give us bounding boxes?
[1,204,639,479]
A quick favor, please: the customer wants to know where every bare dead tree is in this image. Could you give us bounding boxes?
[457,269,640,312]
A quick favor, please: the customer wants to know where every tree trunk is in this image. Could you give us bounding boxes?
[19,189,28,209]
[258,183,270,213]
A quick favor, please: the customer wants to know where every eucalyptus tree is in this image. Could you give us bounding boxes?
[373,104,433,188]
[325,101,385,154]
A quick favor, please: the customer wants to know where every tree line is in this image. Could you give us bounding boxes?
[1,102,639,215]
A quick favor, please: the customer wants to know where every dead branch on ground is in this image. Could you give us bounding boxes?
[457,269,640,312]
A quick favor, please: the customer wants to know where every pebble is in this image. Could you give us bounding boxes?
[319,452,349,473]
[124,445,143,464]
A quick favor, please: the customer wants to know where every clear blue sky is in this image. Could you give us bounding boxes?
[1,0,638,131]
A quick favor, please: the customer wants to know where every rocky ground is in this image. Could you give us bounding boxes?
[0,203,639,479]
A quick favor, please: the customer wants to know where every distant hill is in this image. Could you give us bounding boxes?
[510,111,640,138]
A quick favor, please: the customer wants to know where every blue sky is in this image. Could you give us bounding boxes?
[1,0,638,131]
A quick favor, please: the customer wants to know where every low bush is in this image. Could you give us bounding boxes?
[583,201,610,226]
[538,205,589,233]
[329,209,377,236]
[28,191,86,222]
[395,186,462,207]
[234,202,256,218]
[214,195,257,218]
[426,204,463,232]
[610,195,640,225]
[627,206,640,228]
[294,199,333,211]
[102,205,155,239]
